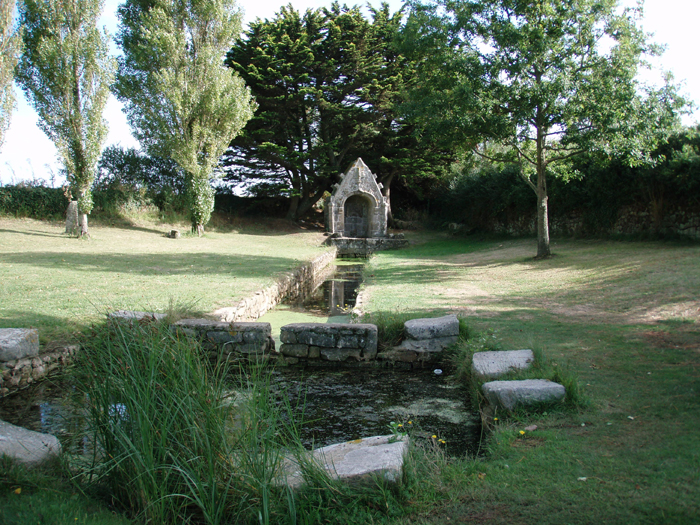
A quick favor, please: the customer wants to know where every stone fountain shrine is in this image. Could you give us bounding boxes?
[324,158,408,256]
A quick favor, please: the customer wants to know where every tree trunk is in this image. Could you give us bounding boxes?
[286,195,300,221]
[78,212,89,238]
[195,223,204,237]
[380,172,395,228]
[535,118,551,258]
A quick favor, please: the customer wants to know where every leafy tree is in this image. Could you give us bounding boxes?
[0,0,22,149]
[402,0,688,256]
[16,0,114,236]
[225,3,453,221]
[114,0,255,235]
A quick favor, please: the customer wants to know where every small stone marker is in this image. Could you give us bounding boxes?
[482,379,566,411]
[283,435,408,488]
[0,420,61,465]
[168,229,180,239]
[0,328,39,362]
[471,349,534,380]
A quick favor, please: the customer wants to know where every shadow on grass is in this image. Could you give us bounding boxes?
[1,251,306,278]
[0,228,67,239]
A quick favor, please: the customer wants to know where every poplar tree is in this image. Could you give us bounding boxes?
[114,0,254,235]
[16,0,115,237]
[0,0,22,149]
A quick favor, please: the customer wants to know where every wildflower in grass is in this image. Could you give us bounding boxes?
[439,439,446,445]
[494,417,498,421]
[408,420,413,425]
[398,423,403,428]
[519,430,525,435]
[431,434,437,439]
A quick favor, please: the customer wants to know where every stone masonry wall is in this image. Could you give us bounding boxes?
[0,345,78,397]
[171,319,274,359]
[213,248,337,322]
[279,323,378,364]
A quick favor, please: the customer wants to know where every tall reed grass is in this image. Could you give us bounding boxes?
[75,320,317,524]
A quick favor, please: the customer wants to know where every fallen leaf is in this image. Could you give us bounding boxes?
[13,487,21,495]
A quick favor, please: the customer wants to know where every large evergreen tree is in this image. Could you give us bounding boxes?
[0,0,22,150]
[402,0,687,256]
[114,0,255,235]
[16,0,115,236]
[225,3,452,221]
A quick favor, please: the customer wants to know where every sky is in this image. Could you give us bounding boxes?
[1,0,698,186]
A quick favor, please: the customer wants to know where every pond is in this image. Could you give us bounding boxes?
[0,259,481,457]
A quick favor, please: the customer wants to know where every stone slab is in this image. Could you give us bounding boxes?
[482,379,566,411]
[394,336,459,354]
[320,348,362,362]
[404,315,459,340]
[471,350,534,380]
[0,420,61,465]
[0,329,39,362]
[283,435,408,488]
[108,310,167,322]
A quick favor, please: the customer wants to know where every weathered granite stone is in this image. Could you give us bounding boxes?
[320,348,362,362]
[108,310,167,322]
[298,330,336,348]
[280,344,309,358]
[280,331,297,344]
[308,346,321,359]
[206,331,243,344]
[0,329,39,362]
[338,335,360,348]
[394,336,459,353]
[482,379,566,411]
[404,315,459,340]
[283,435,408,488]
[378,348,418,363]
[0,420,61,465]
[471,350,534,380]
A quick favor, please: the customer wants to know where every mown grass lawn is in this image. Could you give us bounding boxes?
[361,233,700,524]
[0,217,327,341]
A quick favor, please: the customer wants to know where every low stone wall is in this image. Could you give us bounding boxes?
[0,345,78,397]
[171,319,274,359]
[279,323,378,364]
[214,248,337,322]
[325,236,408,257]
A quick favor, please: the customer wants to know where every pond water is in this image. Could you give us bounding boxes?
[0,259,481,457]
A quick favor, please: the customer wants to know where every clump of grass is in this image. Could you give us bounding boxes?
[74,320,321,524]
[360,310,414,350]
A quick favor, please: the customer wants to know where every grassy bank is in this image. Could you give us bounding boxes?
[360,233,700,523]
[0,217,327,341]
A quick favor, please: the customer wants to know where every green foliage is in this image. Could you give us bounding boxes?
[95,145,187,215]
[0,0,22,149]
[402,0,689,256]
[0,182,68,219]
[16,0,116,235]
[75,321,316,524]
[224,4,453,220]
[114,0,255,234]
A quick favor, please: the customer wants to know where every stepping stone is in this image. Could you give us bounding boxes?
[108,310,167,322]
[0,420,61,465]
[0,328,39,362]
[283,435,408,488]
[404,314,459,340]
[482,379,566,411]
[471,349,534,380]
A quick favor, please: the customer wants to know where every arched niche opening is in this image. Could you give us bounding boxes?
[343,194,374,238]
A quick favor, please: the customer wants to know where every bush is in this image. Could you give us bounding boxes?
[0,182,68,220]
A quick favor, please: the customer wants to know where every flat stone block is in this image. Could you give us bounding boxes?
[404,315,459,340]
[108,310,167,322]
[471,350,534,380]
[206,331,243,344]
[280,344,309,358]
[320,348,361,362]
[283,435,408,488]
[0,420,61,465]
[394,336,458,354]
[308,346,321,359]
[0,329,39,362]
[482,379,566,411]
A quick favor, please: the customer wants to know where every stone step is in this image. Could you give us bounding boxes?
[482,379,566,411]
[0,420,61,465]
[282,435,408,488]
[471,349,534,380]
[404,314,459,340]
